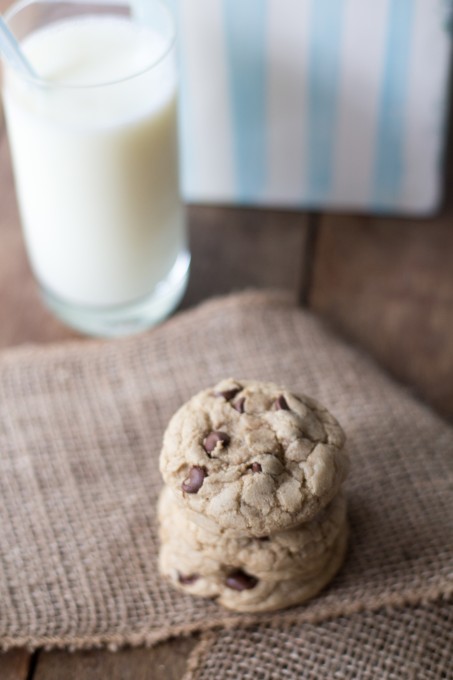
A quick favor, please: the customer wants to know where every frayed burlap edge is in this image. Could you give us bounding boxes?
[181,597,453,680]
[1,583,451,653]
[182,632,218,680]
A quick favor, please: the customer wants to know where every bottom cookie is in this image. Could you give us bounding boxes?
[158,486,347,580]
[159,524,348,613]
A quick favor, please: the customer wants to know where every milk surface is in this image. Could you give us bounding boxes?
[3,16,185,307]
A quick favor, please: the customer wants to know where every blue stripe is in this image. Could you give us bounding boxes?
[372,0,414,209]
[166,0,195,200]
[306,0,345,202]
[223,0,267,202]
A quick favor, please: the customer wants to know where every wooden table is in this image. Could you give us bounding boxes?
[1,42,453,680]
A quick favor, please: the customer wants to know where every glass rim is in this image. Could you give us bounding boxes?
[3,0,177,90]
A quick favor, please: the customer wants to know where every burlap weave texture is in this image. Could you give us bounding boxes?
[0,291,452,651]
[184,601,453,680]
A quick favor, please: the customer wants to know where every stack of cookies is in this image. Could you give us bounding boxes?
[158,379,349,613]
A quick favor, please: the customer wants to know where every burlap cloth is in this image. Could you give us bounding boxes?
[184,601,453,680]
[0,292,451,664]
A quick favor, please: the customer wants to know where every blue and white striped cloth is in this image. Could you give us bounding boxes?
[135,0,452,215]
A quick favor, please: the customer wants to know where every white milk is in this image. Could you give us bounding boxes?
[3,16,185,307]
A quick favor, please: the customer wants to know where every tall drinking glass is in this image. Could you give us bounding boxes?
[1,0,189,337]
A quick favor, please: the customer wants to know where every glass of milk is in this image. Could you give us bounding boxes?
[1,0,189,337]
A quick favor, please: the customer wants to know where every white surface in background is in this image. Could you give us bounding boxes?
[132,0,452,214]
[400,0,452,213]
[179,0,234,201]
[264,0,309,204]
[331,0,390,208]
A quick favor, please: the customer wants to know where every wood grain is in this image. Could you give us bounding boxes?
[309,214,453,420]
[183,205,309,308]
[0,650,31,680]
[34,638,198,680]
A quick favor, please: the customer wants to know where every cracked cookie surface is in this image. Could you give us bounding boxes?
[158,486,347,579]
[159,378,349,536]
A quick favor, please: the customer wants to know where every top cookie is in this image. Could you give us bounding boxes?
[159,378,348,536]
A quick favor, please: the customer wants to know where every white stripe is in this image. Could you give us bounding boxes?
[331,0,390,208]
[264,0,310,204]
[400,0,452,214]
[179,0,234,202]
[128,0,145,22]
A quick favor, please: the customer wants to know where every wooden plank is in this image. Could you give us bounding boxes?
[183,205,309,308]
[0,650,31,680]
[34,638,198,680]
[309,213,453,420]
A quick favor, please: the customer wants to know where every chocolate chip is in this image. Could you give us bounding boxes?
[258,536,270,542]
[203,431,230,454]
[249,462,262,473]
[225,569,258,591]
[233,397,245,413]
[275,395,290,411]
[215,388,241,401]
[182,466,207,493]
[178,572,199,585]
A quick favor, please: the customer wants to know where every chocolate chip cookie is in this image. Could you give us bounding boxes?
[159,523,348,613]
[159,378,349,536]
[158,485,347,579]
